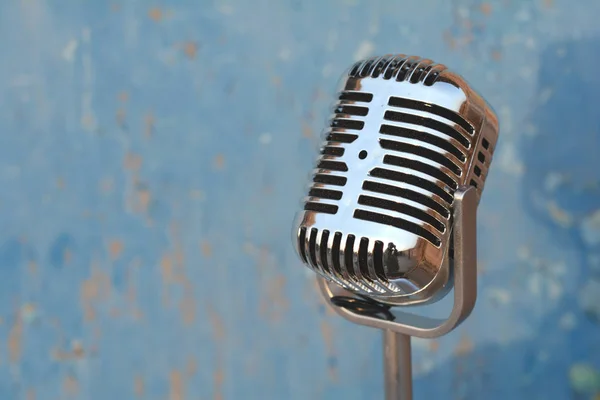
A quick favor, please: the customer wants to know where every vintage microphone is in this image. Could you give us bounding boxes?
[292,54,499,399]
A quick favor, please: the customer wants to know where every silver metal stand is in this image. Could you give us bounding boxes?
[318,186,478,399]
[383,331,412,400]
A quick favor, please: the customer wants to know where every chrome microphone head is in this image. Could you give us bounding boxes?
[293,54,499,306]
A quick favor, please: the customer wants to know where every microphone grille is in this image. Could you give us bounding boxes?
[294,54,499,304]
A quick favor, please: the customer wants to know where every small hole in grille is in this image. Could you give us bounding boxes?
[330,119,364,130]
[478,152,486,163]
[313,174,347,186]
[344,234,356,277]
[474,165,481,177]
[298,227,308,263]
[304,202,338,214]
[308,228,318,267]
[373,240,386,281]
[326,132,358,143]
[308,188,343,200]
[359,150,368,159]
[482,138,490,149]
[358,237,371,282]
[320,230,331,274]
[321,146,345,157]
[335,105,369,116]
[470,179,478,188]
[318,160,348,172]
[339,91,373,103]
[332,232,343,276]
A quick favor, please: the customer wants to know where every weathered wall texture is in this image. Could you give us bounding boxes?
[0,0,599,399]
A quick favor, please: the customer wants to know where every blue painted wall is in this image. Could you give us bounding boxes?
[1,1,599,399]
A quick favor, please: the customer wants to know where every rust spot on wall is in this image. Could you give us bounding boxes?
[124,153,143,172]
[180,282,196,326]
[108,240,124,260]
[183,42,198,59]
[302,121,313,138]
[186,357,198,376]
[99,177,114,194]
[543,0,553,8]
[28,261,37,275]
[26,389,35,400]
[200,241,212,257]
[259,275,289,322]
[63,375,79,396]
[63,249,72,265]
[116,108,127,127]
[454,334,474,357]
[169,370,184,400]
[214,369,224,400]
[80,263,113,321]
[429,340,440,353]
[213,154,225,170]
[118,91,129,102]
[134,375,144,397]
[8,313,23,363]
[52,340,86,361]
[491,50,502,61]
[144,113,155,138]
[480,3,492,15]
[148,7,163,22]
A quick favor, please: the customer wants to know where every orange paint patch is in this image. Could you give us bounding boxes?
[148,7,163,22]
[179,283,196,326]
[63,249,72,265]
[186,357,198,376]
[134,375,145,397]
[169,370,184,400]
[480,3,492,15]
[52,340,86,361]
[63,375,79,396]
[543,0,553,8]
[8,314,23,363]
[80,265,112,321]
[207,305,225,339]
[99,177,114,194]
[491,50,502,61]
[259,275,289,322]
[116,108,127,127]
[124,153,143,171]
[56,177,65,189]
[108,240,124,260]
[26,389,35,400]
[454,334,474,357]
[429,340,439,353]
[118,91,129,102]
[183,42,198,59]
[302,121,313,138]
[200,241,212,257]
[144,113,155,138]
[213,154,225,170]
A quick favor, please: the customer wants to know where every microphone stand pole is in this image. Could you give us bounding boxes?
[383,330,413,400]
